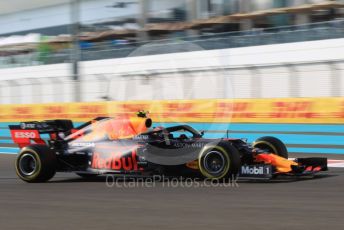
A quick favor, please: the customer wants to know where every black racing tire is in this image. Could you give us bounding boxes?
[15,145,57,183]
[198,142,241,180]
[76,173,98,179]
[253,136,288,159]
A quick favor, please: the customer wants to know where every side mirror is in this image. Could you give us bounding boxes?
[200,130,205,137]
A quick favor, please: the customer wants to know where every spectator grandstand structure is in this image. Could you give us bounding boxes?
[0,0,344,103]
[1,0,344,68]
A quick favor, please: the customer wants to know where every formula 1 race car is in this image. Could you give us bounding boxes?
[9,112,328,182]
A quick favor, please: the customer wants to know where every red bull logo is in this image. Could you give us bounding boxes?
[91,150,141,171]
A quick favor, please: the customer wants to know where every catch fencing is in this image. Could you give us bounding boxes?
[0,60,343,104]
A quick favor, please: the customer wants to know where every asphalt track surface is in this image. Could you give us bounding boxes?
[0,154,343,230]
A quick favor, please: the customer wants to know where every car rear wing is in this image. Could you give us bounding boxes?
[9,120,74,148]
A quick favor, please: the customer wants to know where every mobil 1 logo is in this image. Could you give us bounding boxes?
[239,164,273,179]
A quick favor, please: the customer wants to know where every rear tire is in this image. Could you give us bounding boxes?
[253,136,288,159]
[15,145,56,183]
[198,142,241,180]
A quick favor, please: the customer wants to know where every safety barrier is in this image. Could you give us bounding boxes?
[0,98,343,123]
[0,97,343,154]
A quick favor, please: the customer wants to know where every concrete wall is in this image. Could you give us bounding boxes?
[0,38,343,103]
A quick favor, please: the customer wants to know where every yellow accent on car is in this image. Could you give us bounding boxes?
[186,160,199,170]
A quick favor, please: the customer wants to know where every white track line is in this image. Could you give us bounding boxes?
[328,160,344,168]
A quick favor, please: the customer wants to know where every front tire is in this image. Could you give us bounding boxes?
[253,136,288,159]
[198,142,241,180]
[15,145,56,183]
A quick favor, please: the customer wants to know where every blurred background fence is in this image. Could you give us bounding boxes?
[1,59,343,104]
[2,19,344,68]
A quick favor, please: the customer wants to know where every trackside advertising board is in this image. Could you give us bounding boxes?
[0,97,343,124]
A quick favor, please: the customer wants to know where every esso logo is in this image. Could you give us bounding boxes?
[15,132,36,139]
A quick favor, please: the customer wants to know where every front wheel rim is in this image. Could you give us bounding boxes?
[203,151,226,175]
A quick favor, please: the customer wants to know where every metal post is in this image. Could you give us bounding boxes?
[238,0,252,30]
[70,0,81,102]
[137,0,149,41]
[199,0,210,18]
[222,0,232,15]
[186,0,198,36]
[290,0,310,25]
